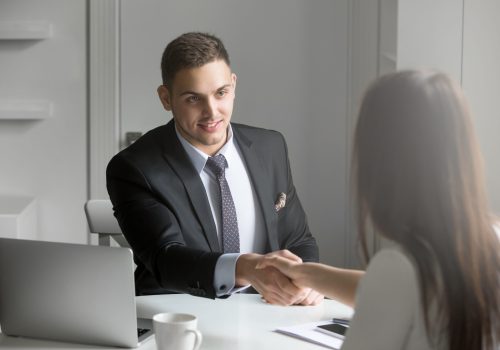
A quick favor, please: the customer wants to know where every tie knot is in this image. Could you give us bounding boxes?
[206,154,227,177]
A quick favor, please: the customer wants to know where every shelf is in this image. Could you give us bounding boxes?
[0,196,37,239]
[0,21,52,40]
[0,100,53,120]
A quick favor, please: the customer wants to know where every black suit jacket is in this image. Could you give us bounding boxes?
[106,120,318,298]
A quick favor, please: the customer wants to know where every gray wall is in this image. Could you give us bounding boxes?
[353,0,500,254]
[0,0,87,243]
[396,0,500,214]
[463,0,500,214]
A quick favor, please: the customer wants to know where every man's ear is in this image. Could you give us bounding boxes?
[232,73,237,91]
[157,85,172,111]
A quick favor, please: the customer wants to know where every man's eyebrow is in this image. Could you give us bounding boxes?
[179,90,199,97]
[178,84,232,97]
[216,84,232,91]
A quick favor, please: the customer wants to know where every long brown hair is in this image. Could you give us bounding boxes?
[353,70,499,350]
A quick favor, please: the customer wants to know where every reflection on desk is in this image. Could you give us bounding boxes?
[0,294,353,350]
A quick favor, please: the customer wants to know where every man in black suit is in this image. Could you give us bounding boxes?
[107,32,322,305]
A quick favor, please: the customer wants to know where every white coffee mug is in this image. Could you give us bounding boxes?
[153,313,202,350]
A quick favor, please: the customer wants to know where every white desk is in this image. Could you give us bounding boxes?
[0,294,353,350]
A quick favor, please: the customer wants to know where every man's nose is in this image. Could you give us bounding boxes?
[202,98,217,118]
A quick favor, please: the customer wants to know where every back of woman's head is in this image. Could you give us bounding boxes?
[353,70,499,350]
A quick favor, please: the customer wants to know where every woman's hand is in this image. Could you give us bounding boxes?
[254,250,324,305]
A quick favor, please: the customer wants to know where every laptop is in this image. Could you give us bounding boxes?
[0,238,154,348]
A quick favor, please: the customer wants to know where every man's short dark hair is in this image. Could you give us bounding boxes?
[160,32,230,87]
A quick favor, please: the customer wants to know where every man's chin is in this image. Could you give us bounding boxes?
[200,132,226,145]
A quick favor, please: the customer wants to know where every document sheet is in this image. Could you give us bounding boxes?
[275,321,344,349]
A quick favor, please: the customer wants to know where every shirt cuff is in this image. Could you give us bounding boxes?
[214,253,251,296]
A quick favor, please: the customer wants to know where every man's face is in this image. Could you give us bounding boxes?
[158,60,237,156]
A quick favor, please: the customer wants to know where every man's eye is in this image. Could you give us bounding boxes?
[186,96,200,103]
[216,90,227,97]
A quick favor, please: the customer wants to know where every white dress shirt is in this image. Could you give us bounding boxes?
[175,124,266,296]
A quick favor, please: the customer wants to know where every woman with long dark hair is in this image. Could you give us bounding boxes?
[257,70,499,350]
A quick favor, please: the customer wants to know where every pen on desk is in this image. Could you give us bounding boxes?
[332,318,350,326]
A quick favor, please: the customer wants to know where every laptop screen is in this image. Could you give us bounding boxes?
[0,238,150,348]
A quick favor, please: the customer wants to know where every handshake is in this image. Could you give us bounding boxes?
[235,250,324,306]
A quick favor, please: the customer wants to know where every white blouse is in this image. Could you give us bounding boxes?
[341,247,447,350]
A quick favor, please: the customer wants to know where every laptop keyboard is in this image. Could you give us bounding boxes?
[138,328,151,337]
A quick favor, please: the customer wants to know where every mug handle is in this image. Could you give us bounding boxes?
[186,329,202,350]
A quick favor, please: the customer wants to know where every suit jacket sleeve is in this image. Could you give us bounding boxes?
[106,153,222,299]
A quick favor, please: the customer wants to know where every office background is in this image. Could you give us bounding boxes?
[1,0,499,268]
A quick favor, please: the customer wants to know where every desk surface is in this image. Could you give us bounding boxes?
[0,294,353,350]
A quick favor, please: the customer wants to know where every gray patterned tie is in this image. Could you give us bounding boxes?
[206,154,240,253]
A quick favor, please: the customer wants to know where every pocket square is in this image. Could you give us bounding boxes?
[274,192,287,212]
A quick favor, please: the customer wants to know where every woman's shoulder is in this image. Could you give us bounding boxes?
[366,246,417,279]
[355,245,420,306]
[343,246,426,350]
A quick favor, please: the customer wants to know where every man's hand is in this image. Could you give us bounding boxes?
[254,250,324,305]
[294,288,324,306]
[236,250,322,306]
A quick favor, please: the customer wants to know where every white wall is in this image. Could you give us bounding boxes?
[397,0,500,215]
[348,0,398,265]
[120,0,350,266]
[397,0,463,81]
[351,0,500,257]
[0,0,87,243]
[462,0,500,214]
[300,2,350,267]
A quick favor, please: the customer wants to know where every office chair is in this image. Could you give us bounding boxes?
[84,199,129,247]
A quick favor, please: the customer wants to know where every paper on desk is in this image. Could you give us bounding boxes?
[275,321,343,349]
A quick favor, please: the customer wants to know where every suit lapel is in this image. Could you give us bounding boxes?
[233,126,279,251]
[161,121,220,252]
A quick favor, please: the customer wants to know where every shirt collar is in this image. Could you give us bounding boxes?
[175,123,237,174]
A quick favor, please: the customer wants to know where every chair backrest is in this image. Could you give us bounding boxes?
[84,199,121,234]
[84,199,129,247]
